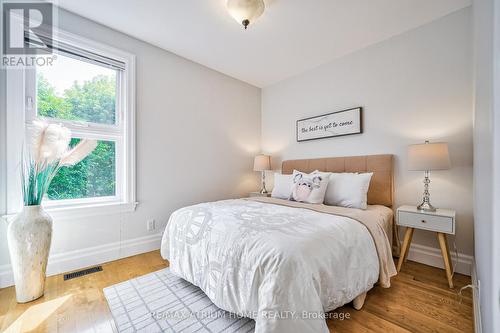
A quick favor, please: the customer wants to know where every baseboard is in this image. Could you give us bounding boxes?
[0,233,162,288]
[406,243,473,276]
[471,260,482,333]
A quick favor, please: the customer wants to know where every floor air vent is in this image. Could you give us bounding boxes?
[64,265,103,280]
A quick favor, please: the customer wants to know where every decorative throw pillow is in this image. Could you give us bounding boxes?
[291,170,330,204]
[271,174,294,199]
[324,172,373,209]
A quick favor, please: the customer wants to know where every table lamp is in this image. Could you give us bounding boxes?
[407,141,451,212]
[254,154,271,194]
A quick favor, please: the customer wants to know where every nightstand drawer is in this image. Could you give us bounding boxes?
[398,211,453,234]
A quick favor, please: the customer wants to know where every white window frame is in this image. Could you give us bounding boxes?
[5,28,136,218]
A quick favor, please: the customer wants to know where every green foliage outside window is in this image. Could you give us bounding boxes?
[37,73,116,124]
[37,73,117,200]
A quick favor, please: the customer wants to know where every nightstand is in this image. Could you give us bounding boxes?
[396,205,456,288]
[249,192,271,198]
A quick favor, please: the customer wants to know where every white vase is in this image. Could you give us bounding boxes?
[7,205,53,303]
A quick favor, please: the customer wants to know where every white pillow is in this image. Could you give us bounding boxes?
[291,170,330,204]
[324,172,373,209]
[271,174,294,199]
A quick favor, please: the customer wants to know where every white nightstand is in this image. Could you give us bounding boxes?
[396,205,456,288]
[249,192,271,198]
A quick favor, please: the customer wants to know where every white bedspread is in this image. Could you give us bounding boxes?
[160,199,380,333]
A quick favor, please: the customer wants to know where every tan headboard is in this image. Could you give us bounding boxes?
[282,154,394,207]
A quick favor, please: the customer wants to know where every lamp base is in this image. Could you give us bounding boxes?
[417,201,436,212]
[260,170,268,194]
[418,171,437,212]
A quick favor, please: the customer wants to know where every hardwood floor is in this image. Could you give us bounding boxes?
[0,251,473,333]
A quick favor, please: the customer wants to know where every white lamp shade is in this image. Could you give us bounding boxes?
[407,142,451,171]
[253,154,271,171]
[226,0,265,27]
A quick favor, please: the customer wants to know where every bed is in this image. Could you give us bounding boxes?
[160,154,397,333]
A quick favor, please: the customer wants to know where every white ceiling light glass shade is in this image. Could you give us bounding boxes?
[226,0,265,29]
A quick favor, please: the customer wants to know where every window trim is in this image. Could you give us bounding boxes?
[5,28,136,216]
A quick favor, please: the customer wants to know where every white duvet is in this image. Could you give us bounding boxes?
[160,199,379,333]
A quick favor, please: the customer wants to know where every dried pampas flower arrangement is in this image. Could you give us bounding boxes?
[22,120,97,206]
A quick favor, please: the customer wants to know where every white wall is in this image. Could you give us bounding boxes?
[472,0,500,331]
[262,9,474,266]
[0,68,6,218]
[0,8,261,286]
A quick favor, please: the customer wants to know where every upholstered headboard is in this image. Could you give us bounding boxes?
[281,154,394,207]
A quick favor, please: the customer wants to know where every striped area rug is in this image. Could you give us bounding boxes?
[103,268,255,333]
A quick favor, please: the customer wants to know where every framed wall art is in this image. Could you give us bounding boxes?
[296,107,362,142]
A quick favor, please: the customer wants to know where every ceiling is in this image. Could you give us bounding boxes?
[56,0,471,87]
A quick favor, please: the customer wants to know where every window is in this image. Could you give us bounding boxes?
[36,54,117,125]
[5,29,136,215]
[26,51,121,204]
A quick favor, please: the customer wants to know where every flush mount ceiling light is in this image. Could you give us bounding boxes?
[226,0,265,30]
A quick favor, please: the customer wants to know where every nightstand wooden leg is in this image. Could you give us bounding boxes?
[402,228,414,264]
[437,232,454,288]
[397,227,414,272]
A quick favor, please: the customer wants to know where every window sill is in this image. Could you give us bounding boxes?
[2,201,138,223]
